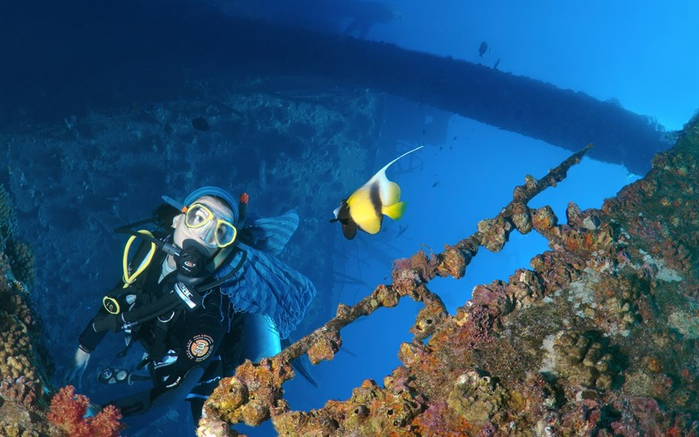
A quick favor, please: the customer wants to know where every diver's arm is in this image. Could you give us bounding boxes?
[64,345,91,387]
[77,310,111,353]
[77,279,128,352]
[64,307,111,386]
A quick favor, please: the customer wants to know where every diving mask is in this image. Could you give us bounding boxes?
[184,203,237,248]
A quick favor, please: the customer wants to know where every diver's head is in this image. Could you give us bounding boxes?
[163,186,239,257]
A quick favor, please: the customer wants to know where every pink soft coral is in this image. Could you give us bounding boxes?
[48,385,125,437]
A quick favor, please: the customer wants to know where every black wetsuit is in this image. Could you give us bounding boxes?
[78,245,243,419]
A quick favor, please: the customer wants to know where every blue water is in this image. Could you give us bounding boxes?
[4,1,699,436]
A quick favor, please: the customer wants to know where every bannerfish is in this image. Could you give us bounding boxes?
[331,145,423,240]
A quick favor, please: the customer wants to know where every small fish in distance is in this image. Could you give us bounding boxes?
[192,117,210,131]
[479,41,488,57]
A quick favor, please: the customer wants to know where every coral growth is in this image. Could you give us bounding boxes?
[47,385,125,437]
[0,279,42,383]
[0,376,49,436]
[197,125,699,436]
[0,185,17,253]
[0,183,54,436]
[446,370,508,425]
[393,249,439,283]
[5,239,36,286]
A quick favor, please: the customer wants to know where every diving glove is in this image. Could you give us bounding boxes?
[64,347,90,388]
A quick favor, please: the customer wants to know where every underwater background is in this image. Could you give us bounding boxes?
[1,1,699,436]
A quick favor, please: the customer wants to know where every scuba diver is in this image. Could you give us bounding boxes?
[64,186,317,426]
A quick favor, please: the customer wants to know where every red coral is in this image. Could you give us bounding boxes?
[89,405,125,436]
[47,386,90,436]
[48,385,125,437]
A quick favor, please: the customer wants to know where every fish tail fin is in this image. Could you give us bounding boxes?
[383,201,406,220]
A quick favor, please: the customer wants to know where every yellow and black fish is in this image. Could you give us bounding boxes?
[331,145,423,239]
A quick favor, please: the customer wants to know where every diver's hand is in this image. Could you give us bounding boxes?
[64,347,90,388]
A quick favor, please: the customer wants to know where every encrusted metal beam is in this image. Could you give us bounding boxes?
[197,146,594,436]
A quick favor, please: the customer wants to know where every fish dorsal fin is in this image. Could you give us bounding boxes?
[368,145,422,205]
[372,145,423,182]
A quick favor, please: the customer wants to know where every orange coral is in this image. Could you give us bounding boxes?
[48,385,125,437]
